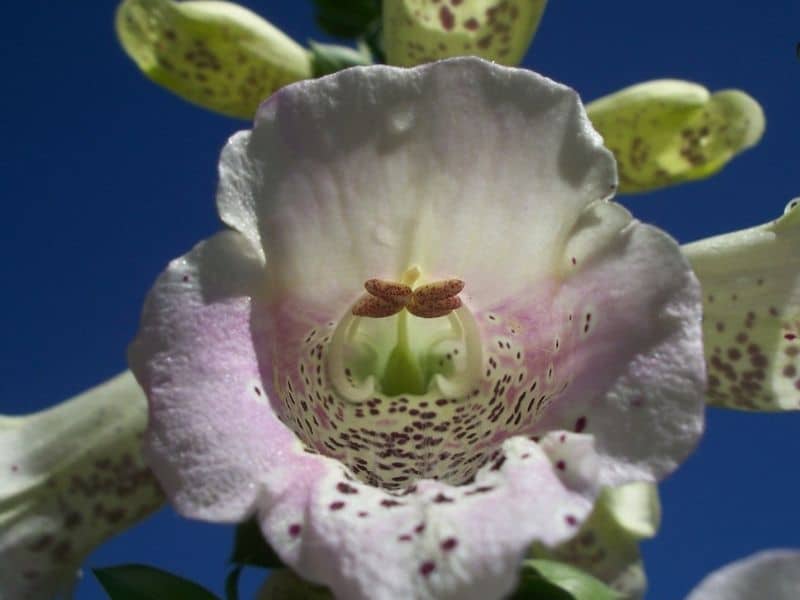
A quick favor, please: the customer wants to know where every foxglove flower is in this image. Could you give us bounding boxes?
[116,0,312,119]
[683,198,800,410]
[129,58,705,599]
[383,0,548,67]
[587,80,764,194]
[0,373,164,600]
[686,550,800,600]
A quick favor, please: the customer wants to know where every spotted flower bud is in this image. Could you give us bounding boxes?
[587,80,764,194]
[0,372,164,600]
[383,0,548,67]
[116,0,313,119]
[683,199,800,411]
[531,482,660,599]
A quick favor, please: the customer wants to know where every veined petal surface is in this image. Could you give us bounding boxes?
[116,0,312,119]
[130,58,705,600]
[683,199,800,410]
[383,0,547,67]
[587,80,764,194]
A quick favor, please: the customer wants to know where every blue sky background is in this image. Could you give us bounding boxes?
[2,1,799,598]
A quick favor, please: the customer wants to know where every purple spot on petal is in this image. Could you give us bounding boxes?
[574,416,587,433]
[420,561,436,577]
[441,538,458,551]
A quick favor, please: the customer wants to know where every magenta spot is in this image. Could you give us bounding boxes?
[433,493,454,503]
[329,501,345,511]
[415,523,426,534]
[288,524,302,537]
[398,534,413,542]
[439,6,455,30]
[464,17,479,30]
[571,257,577,265]
[574,416,587,433]
[253,386,261,396]
[783,365,797,378]
[337,482,359,494]
[785,333,797,341]
[441,538,458,551]
[358,511,369,518]
[182,275,189,282]
[381,499,402,508]
[419,561,436,577]
[556,460,566,471]
[565,515,578,527]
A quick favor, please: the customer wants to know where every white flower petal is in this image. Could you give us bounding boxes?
[686,550,800,600]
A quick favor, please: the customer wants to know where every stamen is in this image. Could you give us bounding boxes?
[352,273,464,319]
[364,279,413,303]
[407,295,462,318]
[352,294,405,318]
[412,279,465,302]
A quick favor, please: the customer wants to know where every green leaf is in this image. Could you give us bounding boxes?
[229,518,284,569]
[224,565,243,600]
[311,0,381,38]
[508,559,622,600]
[93,564,220,600]
[310,41,373,78]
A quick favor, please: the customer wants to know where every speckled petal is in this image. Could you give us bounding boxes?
[682,199,800,410]
[686,550,800,600]
[259,435,598,600]
[587,80,764,194]
[532,482,660,600]
[0,372,164,600]
[116,0,312,119]
[383,0,547,67]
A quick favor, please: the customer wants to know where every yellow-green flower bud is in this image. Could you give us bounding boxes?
[383,0,547,67]
[530,483,661,599]
[116,0,313,119]
[0,372,164,599]
[587,80,764,194]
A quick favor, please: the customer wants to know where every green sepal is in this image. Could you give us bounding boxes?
[224,565,243,600]
[311,0,381,38]
[229,518,284,569]
[509,559,623,600]
[310,41,373,78]
[93,564,219,600]
[257,569,333,600]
